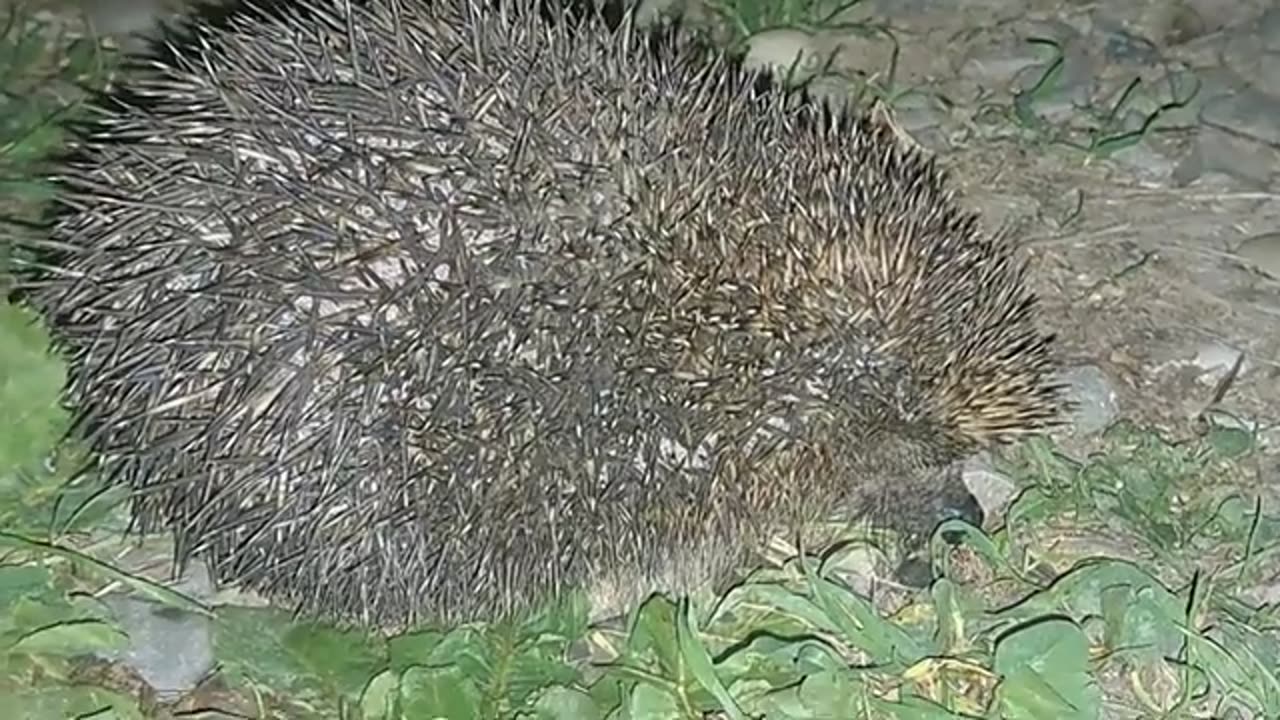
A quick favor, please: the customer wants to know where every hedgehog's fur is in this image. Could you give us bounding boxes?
[16,0,1061,629]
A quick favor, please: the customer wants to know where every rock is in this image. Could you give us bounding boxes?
[97,560,216,700]
[742,29,825,84]
[1235,231,1280,278]
[959,47,1042,91]
[962,453,1019,521]
[889,90,950,134]
[824,544,892,599]
[1138,2,1211,46]
[1188,341,1249,384]
[1108,141,1179,184]
[80,0,173,35]
[1261,6,1280,51]
[1175,124,1278,188]
[633,0,686,27]
[1058,364,1119,436]
[821,30,898,81]
[1216,7,1280,97]
[1094,21,1161,64]
[1200,85,1280,148]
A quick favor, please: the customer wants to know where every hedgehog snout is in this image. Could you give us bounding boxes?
[931,465,985,534]
[842,429,978,527]
[867,457,983,588]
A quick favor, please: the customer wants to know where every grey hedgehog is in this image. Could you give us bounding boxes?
[16,0,1061,630]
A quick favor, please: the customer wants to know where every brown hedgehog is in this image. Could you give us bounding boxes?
[15,0,1060,630]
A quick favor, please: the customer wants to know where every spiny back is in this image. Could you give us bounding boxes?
[21,0,1059,629]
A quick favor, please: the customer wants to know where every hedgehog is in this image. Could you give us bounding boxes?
[13,0,1061,630]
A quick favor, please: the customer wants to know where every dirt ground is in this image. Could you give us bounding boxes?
[958,139,1280,440]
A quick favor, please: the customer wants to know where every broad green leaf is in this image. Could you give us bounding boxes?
[0,302,67,475]
[400,665,481,720]
[994,617,1101,720]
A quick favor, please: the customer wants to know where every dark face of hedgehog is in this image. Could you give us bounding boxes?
[845,432,986,547]
[751,333,983,537]
[865,446,988,588]
[823,408,986,553]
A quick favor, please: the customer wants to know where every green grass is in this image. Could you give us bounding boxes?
[3,420,1276,718]
[702,0,1199,160]
[973,36,1201,161]
[1,1,1278,719]
[0,2,118,293]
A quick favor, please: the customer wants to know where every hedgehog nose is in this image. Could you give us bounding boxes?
[894,489,987,588]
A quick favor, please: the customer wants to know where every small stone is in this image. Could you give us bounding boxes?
[1199,407,1258,434]
[1201,86,1280,148]
[1139,1,1210,46]
[824,544,891,598]
[1183,0,1249,36]
[962,453,1019,521]
[742,29,824,84]
[958,38,1045,90]
[1261,6,1280,51]
[82,0,172,35]
[805,75,858,114]
[821,31,897,81]
[1178,124,1278,189]
[1095,23,1161,64]
[1188,341,1248,384]
[1057,364,1119,436]
[1251,52,1280,99]
[1108,142,1178,184]
[97,560,216,700]
[889,91,949,134]
[1235,231,1280,278]
[632,0,686,27]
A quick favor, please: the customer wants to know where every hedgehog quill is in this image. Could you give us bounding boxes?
[15,0,1062,630]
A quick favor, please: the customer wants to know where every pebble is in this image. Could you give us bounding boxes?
[96,560,216,700]
[1057,364,1120,436]
[1262,6,1280,50]
[79,0,176,35]
[962,453,1019,521]
[1094,21,1161,65]
[741,29,824,84]
[1234,232,1280,278]
[1108,141,1179,184]
[823,544,892,599]
[805,75,860,116]
[1188,341,1249,383]
[888,90,950,134]
[1201,86,1280,148]
[633,0,684,27]
[1176,125,1278,189]
[959,45,1044,90]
